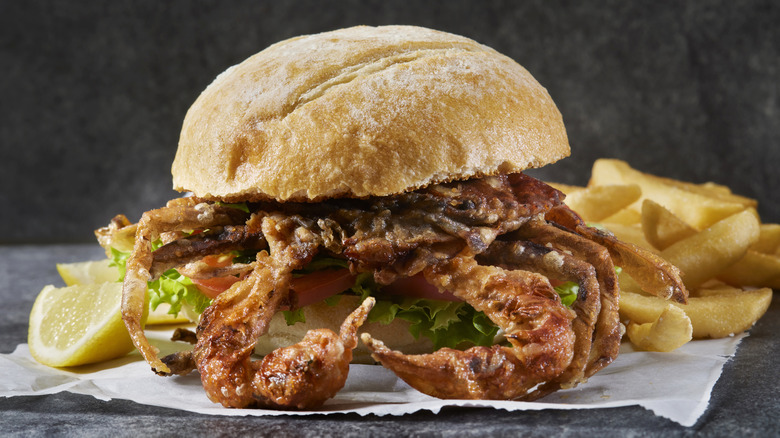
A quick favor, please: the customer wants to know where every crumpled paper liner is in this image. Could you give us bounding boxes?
[0,329,744,427]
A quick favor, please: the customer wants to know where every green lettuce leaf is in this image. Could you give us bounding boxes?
[551,266,623,307]
[555,281,579,307]
[147,270,212,317]
[108,247,129,281]
[367,297,500,350]
[110,245,591,350]
[283,308,307,325]
[335,271,499,349]
[278,255,589,350]
[109,246,212,319]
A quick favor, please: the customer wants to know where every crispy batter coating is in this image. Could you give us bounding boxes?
[117,174,687,409]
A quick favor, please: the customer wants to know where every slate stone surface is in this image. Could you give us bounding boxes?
[1,1,778,243]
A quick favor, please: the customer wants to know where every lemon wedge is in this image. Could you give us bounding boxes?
[57,259,119,286]
[28,282,135,367]
[56,259,190,325]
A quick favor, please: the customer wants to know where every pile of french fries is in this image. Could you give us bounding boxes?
[550,159,775,352]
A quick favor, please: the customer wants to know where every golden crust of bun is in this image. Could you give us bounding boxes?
[173,25,570,201]
[254,296,432,364]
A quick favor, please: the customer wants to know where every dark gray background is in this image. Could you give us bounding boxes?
[2,0,778,244]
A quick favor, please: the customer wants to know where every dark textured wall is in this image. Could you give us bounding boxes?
[1,1,778,243]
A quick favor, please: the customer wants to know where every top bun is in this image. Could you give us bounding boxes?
[172,25,570,202]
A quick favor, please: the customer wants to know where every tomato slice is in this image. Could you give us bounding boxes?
[191,257,462,305]
[201,254,234,268]
[191,254,242,298]
[192,275,242,299]
[290,269,357,308]
[381,273,460,301]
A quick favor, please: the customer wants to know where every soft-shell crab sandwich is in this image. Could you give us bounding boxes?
[97,25,687,410]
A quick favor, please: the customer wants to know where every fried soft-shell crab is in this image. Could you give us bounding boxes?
[103,173,686,409]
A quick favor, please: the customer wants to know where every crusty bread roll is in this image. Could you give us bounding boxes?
[173,25,569,202]
[172,25,570,359]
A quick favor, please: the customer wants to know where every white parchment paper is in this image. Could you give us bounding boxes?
[0,329,744,427]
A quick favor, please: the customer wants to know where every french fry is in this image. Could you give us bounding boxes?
[689,279,737,297]
[620,289,773,339]
[719,250,780,289]
[563,184,641,222]
[587,158,629,188]
[683,288,773,338]
[699,181,734,196]
[751,223,780,255]
[626,305,692,352]
[660,209,760,290]
[641,199,697,250]
[602,223,657,253]
[654,176,758,209]
[555,159,775,346]
[589,159,747,230]
[546,181,585,196]
[619,291,671,324]
[601,205,642,226]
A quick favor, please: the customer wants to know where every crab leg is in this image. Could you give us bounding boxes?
[546,205,688,303]
[362,255,576,400]
[479,238,602,396]
[513,220,622,382]
[253,297,375,409]
[122,199,248,374]
[193,255,375,409]
[192,215,374,409]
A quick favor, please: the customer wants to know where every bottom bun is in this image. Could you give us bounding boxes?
[254,295,433,364]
